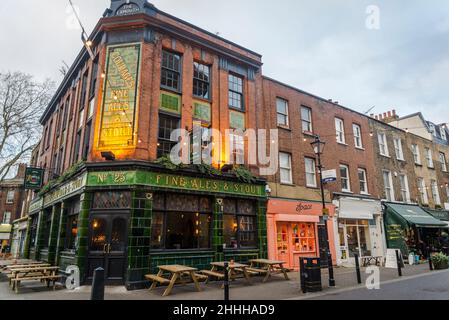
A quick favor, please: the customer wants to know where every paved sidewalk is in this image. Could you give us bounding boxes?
[0,263,433,300]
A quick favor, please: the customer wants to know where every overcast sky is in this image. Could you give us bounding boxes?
[1,0,448,124]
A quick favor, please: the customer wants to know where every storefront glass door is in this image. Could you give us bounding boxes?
[339,220,372,263]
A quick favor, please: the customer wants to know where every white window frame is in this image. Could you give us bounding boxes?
[340,164,351,192]
[440,127,447,141]
[399,174,411,203]
[358,168,368,194]
[378,133,389,157]
[431,180,441,205]
[229,133,244,165]
[382,170,395,201]
[425,148,434,168]
[412,144,421,165]
[301,106,313,133]
[305,157,317,188]
[418,178,429,204]
[439,152,447,172]
[276,98,289,128]
[2,212,11,224]
[353,124,363,149]
[6,191,14,204]
[335,118,346,144]
[279,152,293,184]
[393,138,404,160]
[429,124,437,137]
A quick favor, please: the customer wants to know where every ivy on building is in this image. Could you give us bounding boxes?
[38,161,85,196]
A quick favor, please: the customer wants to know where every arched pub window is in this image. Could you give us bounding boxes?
[150,193,212,250]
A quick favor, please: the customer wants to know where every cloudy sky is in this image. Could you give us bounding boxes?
[1,0,448,123]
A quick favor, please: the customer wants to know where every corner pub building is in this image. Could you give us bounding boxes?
[23,0,268,289]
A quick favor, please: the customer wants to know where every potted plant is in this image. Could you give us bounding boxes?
[431,252,449,270]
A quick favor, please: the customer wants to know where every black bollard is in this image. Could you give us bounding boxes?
[428,250,434,271]
[328,254,335,287]
[223,262,229,301]
[91,267,105,300]
[395,250,402,277]
[354,253,362,284]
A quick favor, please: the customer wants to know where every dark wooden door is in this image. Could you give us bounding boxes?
[87,213,128,284]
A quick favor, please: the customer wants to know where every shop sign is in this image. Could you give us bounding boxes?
[24,167,44,190]
[88,171,265,197]
[296,202,313,214]
[193,102,211,122]
[29,197,43,213]
[98,44,141,150]
[43,173,87,207]
[116,3,141,16]
[229,110,245,130]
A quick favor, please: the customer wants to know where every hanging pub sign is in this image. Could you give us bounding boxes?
[322,169,337,183]
[98,43,141,150]
[24,167,44,190]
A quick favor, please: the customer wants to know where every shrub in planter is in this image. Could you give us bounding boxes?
[431,252,449,270]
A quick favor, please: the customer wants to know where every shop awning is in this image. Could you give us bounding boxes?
[385,203,448,228]
[424,208,449,222]
[338,197,381,220]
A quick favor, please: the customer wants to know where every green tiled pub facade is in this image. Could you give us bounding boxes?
[23,164,268,290]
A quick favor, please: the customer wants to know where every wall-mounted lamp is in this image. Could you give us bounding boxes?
[101,151,116,161]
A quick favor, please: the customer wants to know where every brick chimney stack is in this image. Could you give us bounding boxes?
[373,109,399,123]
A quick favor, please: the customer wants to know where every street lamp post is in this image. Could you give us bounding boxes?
[311,135,336,287]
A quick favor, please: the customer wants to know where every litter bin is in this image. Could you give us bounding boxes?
[300,257,322,293]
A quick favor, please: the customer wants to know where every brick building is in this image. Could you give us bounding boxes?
[23,0,267,289]
[0,164,26,251]
[261,77,384,267]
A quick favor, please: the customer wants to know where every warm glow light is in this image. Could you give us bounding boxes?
[101,73,106,78]
[85,40,93,47]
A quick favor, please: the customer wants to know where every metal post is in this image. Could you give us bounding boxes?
[354,253,362,284]
[428,248,434,271]
[395,250,402,277]
[316,141,335,287]
[90,267,105,300]
[223,262,229,301]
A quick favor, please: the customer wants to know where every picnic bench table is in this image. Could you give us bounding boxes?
[202,262,251,286]
[145,265,203,297]
[249,259,289,283]
[9,266,60,293]
[361,256,383,267]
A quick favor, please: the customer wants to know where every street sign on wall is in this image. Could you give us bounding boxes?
[322,169,337,183]
[24,167,44,190]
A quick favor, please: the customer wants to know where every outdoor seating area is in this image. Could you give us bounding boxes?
[145,260,290,297]
[0,259,61,293]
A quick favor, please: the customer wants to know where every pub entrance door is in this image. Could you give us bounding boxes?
[87,213,129,284]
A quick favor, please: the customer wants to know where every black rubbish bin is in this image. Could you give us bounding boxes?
[300,257,322,293]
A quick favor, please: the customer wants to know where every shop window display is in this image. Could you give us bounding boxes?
[291,223,316,253]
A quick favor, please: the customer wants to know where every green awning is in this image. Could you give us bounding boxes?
[424,208,449,222]
[385,203,448,228]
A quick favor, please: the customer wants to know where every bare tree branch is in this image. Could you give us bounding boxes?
[0,71,54,180]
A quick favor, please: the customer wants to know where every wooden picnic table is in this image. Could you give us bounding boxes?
[249,259,290,283]
[361,256,383,267]
[9,266,60,293]
[146,265,202,297]
[205,262,251,285]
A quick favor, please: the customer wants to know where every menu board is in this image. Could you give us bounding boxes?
[98,44,141,149]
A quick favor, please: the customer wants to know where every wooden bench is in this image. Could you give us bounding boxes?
[200,270,225,283]
[361,256,383,267]
[183,272,208,281]
[11,275,61,293]
[145,274,171,286]
[9,266,60,293]
[246,267,269,274]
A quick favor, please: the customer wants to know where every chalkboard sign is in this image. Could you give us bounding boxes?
[385,249,405,269]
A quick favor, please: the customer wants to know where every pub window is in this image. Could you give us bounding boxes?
[62,97,70,131]
[161,50,182,92]
[29,215,39,249]
[223,199,257,249]
[89,59,98,99]
[193,62,210,99]
[42,211,52,249]
[150,194,212,250]
[228,74,244,110]
[73,130,82,163]
[79,70,89,109]
[6,190,14,204]
[65,202,80,251]
[92,191,132,209]
[157,114,180,158]
[82,120,92,160]
[276,98,289,127]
